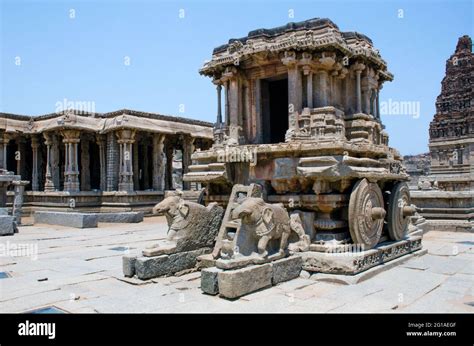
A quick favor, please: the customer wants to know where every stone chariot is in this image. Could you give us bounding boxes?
[184,17,422,276]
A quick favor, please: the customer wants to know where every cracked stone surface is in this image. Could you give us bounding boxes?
[0,217,472,313]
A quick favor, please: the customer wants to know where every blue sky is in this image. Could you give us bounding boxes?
[0,0,472,155]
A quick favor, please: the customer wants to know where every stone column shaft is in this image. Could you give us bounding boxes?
[287,65,302,113]
[51,135,60,190]
[97,136,107,191]
[116,129,135,192]
[31,136,40,191]
[106,132,119,191]
[152,134,165,191]
[225,81,230,126]
[12,180,28,225]
[307,71,314,108]
[376,89,380,119]
[81,139,91,191]
[216,84,223,126]
[62,130,80,192]
[165,144,174,190]
[0,135,8,170]
[182,135,195,190]
[143,142,149,190]
[318,70,328,107]
[228,78,239,126]
[355,70,362,113]
[43,133,55,191]
[133,141,139,190]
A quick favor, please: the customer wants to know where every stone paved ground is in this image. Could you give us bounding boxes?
[0,217,472,313]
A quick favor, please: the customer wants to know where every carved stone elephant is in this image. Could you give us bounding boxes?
[231,197,308,258]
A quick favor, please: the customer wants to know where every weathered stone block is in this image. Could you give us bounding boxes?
[134,248,211,280]
[272,256,303,285]
[0,215,16,235]
[196,254,216,269]
[34,211,98,228]
[299,236,423,274]
[218,263,272,299]
[123,255,137,277]
[96,212,143,223]
[201,267,222,295]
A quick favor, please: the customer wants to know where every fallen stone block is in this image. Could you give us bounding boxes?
[130,248,211,280]
[272,256,303,285]
[123,255,137,278]
[201,267,223,295]
[96,212,144,223]
[218,263,272,299]
[0,215,16,235]
[34,211,98,228]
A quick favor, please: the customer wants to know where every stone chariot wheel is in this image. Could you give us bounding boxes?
[348,178,386,249]
[387,182,413,241]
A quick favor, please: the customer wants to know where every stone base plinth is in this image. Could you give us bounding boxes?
[34,211,144,228]
[123,247,211,280]
[0,215,16,235]
[96,212,143,223]
[34,211,98,228]
[298,236,423,275]
[202,256,303,299]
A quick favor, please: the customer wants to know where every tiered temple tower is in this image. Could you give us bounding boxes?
[428,35,473,191]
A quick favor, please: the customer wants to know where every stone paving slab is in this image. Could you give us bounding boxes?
[0,221,472,313]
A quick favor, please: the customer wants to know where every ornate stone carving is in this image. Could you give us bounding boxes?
[146,192,224,255]
[348,178,386,249]
[230,197,310,259]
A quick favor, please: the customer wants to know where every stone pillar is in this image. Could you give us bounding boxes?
[133,139,139,190]
[43,133,55,191]
[143,140,149,190]
[12,180,28,225]
[116,129,135,192]
[51,135,60,190]
[31,135,40,191]
[282,51,302,114]
[228,78,239,127]
[61,130,80,192]
[165,143,174,190]
[96,135,107,191]
[306,71,314,108]
[0,133,8,170]
[317,70,329,107]
[80,138,91,191]
[152,134,165,191]
[182,135,195,190]
[16,138,26,177]
[215,83,223,126]
[224,80,230,126]
[376,87,381,120]
[354,63,365,114]
[106,132,119,191]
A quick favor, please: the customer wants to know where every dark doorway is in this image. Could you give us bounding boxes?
[261,76,288,144]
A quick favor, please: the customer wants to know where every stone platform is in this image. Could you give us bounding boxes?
[298,235,423,275]
[0,219,471,313]
[123,247,211,280]
[34,211,144,228]
[201,256,303,299]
